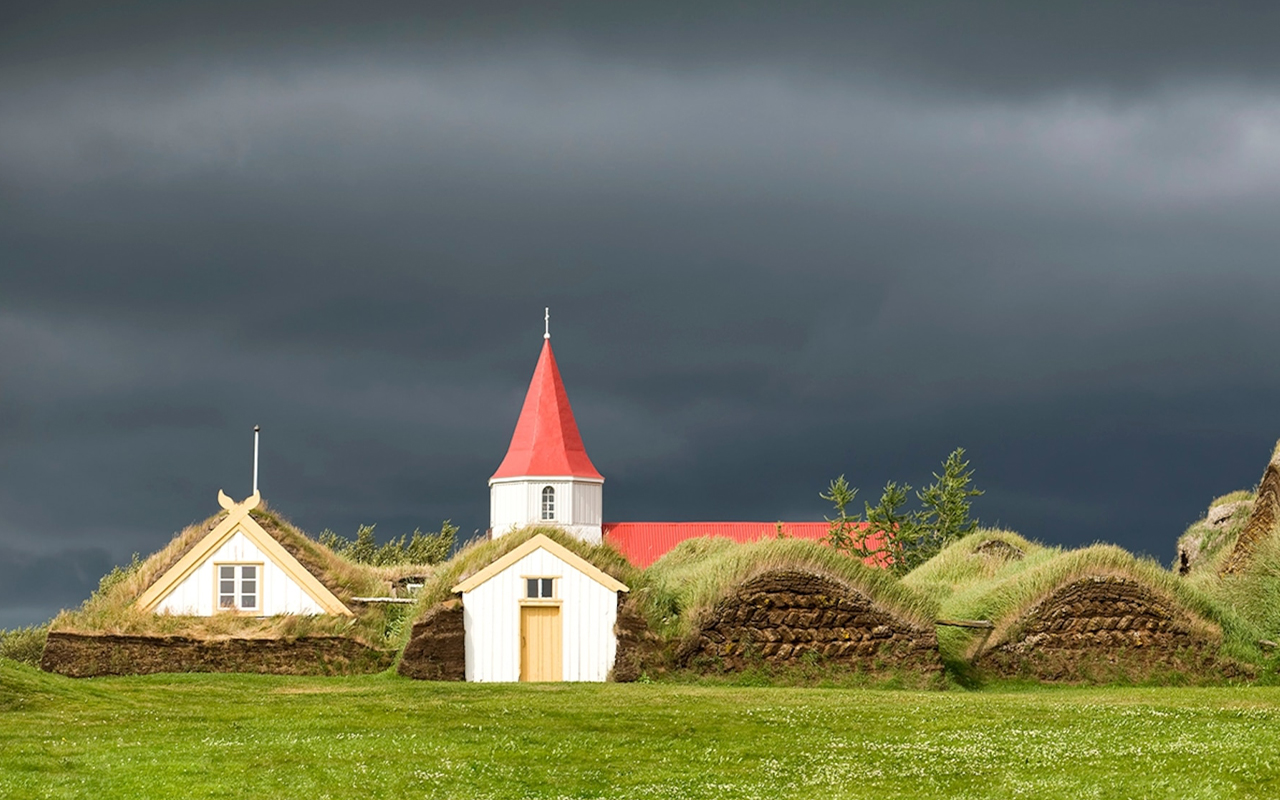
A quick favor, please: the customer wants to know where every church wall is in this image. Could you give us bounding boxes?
[154,529,326,617]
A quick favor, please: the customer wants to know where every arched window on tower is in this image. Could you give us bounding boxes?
[541,486,556,521]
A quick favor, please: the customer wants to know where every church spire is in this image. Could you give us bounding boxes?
[490,324,603,482]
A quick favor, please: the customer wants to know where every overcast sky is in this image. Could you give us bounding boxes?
[4,2,1280,628]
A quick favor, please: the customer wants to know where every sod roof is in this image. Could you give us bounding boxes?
[645,536,939,637]
[51,499,433,649]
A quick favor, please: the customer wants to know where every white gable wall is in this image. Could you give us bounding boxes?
[154,529,326,616]
[462,546,618,682]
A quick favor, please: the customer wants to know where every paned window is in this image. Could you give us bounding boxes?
[541,486,556,520]
[218,564,259,611]
[526,577,555,599]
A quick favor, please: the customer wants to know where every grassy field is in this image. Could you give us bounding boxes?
[2,661,1279,799]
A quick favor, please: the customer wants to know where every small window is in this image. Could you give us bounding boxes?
[217,564,260,612]
[541,486,556,521]
[525,578,555,599]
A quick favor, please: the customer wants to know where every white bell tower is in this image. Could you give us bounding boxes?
[489,311,604,542]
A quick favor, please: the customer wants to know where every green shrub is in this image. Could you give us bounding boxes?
[94,553,143,600]
[0,624,49,667]
[823,447,984,575]
[319,521,457,566]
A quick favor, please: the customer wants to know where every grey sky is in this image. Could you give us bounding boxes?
[3,2,1279,627]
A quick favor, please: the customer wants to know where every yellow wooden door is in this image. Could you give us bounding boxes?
[520,605,562,682]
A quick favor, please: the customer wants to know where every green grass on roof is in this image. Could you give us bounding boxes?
[934,543,1260,664]
[1208,489,1255,510]
[902,529,1055,608]
[51,503,430,649]
[1198,521,1280,646]
[644,537,939,637]
[399,526,644,640]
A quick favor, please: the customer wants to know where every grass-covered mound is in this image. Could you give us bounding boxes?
[1219,440,1280,576]
[44,503,432,676]
[644,537,941,682]
[943,544,1257,682]
[396,526,643,680]
[1192,520,1280,648]
[902,529,1053,607]
[1177,490,1256,576]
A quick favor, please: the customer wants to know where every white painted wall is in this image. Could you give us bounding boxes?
[490,478,603,543]
[154,529,326,616]
[462,546,619,682]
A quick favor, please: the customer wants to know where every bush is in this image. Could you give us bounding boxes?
[93,553,143,600]
[0,624,49,667]
[823,448,984,575]
[319,521,458,566]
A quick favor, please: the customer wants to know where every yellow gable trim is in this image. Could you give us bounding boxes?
[452,534,629,594]
[135,491,353,616]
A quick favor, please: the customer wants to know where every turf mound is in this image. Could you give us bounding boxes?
[902,529,1054,608]
[41,632,393,677]
[1219,440,1280,576]
[974,538,1025,560]
[969,546,1250,682]
[396,600,465,681]
[647,538,939,677]
[45,502,425,677]
[675,568,941,675]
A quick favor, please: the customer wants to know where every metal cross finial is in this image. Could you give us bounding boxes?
[544,307,550,339]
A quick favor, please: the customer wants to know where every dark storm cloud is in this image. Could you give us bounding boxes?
[3,1,1280,627]
[5,1,1280,97]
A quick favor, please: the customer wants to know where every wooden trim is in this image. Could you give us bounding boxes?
[135,503,252,611]
[519,598,563,607]
[136,491,353,617]
[452,534,628,594]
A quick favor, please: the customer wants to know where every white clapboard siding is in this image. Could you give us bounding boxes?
[490,478,603,543]
[154,529,326,616]
[463,546,618,682]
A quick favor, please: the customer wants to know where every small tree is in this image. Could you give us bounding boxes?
[820,448,983,575]
[917,447,984,542]
[821,475,860,552]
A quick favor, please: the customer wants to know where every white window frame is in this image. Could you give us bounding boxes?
[520,575,561,607]
[540,485,556,521]
[215,563,262,613]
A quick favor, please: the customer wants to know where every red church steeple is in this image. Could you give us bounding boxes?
[490,336,603,482]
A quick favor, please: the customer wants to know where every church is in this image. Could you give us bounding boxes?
[486,313,840,565]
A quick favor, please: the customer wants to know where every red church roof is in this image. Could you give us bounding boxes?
[490,339,604,482]
[602,521,890,568]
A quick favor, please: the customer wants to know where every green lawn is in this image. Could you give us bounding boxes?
[2,662,1279,799]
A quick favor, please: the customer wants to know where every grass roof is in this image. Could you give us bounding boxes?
[51,503,434,649]
[902,529,1055,608]
[930,543,1260,664]
[399,526,642,635]
[644,536,939,637]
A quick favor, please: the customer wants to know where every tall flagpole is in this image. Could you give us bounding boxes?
[253,425,260,495]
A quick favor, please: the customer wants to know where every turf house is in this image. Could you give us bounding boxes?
[40,491,429,677]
